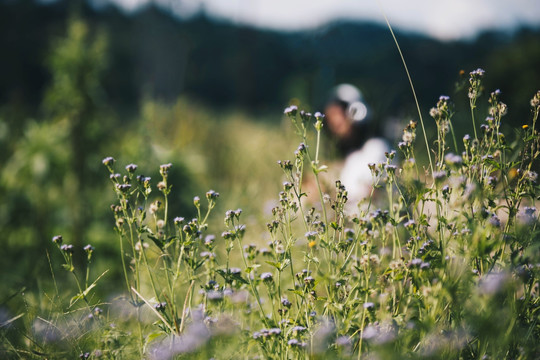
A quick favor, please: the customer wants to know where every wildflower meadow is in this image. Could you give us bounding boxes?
[1,66,539,359]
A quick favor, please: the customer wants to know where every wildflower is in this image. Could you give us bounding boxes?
[206,291,223,301]
[385,164,397,175]
[125,164,138,173]
[134,241,149,251]
[369,254,380,265]
[439,95,450,102]
[284,105,298,116]
[261,273,273,282]
[84,244,94,253]
[157,181,166,191]
[441,185,451,197]
[295,143,307,156]
[402,131,415,144]
[304,276,315,286]
[336,336,351,347]
[80,353,90,359]
[174,217,185,225]
[288,339,307,347]
[489,214,501,228]
[479,272,508,295]
[102,156,115,166]
[149,202,159,214]
[204,235,215,246]
[363,302,374,309]
[300,111,312,122]
[531,91,540,108]
[277,160,293,171]
[234,224,246,237]
[281,298,292,308]
[404,219,415,229]
[206,190,219,200]
[368,162,379,176]
[385,150,396,160]
[60,244,74,254]
[116,183,132,192]
[52,235,63,244]
[444,153,463,167]
[154,302,167,312]
[398,141,408,151]
[199,251,216,260]
[292,326,307,333]
[116,218,124,227]
[193,196,200,206]
[160,163,172,177]
[525,170,538,183]
[469,68,485,77]
[409,258,422,268]
[156,219,165,229]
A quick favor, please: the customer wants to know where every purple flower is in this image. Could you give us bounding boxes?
[125,164,138,173]
[102,157,115,166]
[60,244,74,254]
[52,235,63,244]
[363,302,374,309]
[284,105,298,116]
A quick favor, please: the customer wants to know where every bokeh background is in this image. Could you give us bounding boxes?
[1,0,540,300]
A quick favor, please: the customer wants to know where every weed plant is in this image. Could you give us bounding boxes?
[1,71,539,359]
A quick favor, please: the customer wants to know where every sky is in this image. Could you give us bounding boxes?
[101,0,540,40]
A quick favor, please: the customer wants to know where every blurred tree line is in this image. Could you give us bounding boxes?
[2,0,540,122]
[1,0,539,300]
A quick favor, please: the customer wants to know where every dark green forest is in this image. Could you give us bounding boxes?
[2,0,540,122]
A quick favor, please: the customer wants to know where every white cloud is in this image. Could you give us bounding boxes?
[106,0,540,40]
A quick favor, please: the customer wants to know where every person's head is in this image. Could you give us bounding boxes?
[325,84,370,140]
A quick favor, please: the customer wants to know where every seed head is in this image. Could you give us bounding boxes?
[157,181,166,191]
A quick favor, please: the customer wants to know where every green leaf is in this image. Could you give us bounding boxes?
[146,332,163,345]
[265,261,281,270]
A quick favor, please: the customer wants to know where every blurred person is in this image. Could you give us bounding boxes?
[324,84,390,213]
